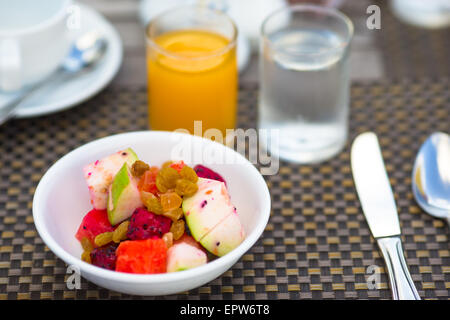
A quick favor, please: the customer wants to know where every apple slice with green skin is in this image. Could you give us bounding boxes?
[166,234,207,272]
[199,209,245,257]
[182,177,245,256]
[107,163,143,226]
[83,148,138,210]
[182,178,232,242]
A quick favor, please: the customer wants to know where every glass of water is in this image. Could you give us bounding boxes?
[259,4,354,164]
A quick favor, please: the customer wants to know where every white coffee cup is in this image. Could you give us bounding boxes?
[0,0,73,92]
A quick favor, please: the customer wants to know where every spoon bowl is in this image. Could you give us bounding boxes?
[62,31,107,73]
[412,132,450,226]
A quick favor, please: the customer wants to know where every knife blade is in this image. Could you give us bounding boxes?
[351,132,420,300]
[351,132,401,238]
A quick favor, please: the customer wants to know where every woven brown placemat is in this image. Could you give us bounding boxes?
[0,78,449,300]
[372,0,450,79]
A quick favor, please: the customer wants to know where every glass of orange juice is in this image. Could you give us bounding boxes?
[145,6,238,136]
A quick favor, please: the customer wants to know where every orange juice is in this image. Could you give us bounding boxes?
[147,30,237,135]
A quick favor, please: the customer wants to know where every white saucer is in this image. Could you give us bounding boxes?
[2,3,123,118]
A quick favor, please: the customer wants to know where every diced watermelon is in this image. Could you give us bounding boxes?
[75,209,114,247]
[115,239,167,274]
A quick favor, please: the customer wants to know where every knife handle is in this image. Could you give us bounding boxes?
[377,236,421,300]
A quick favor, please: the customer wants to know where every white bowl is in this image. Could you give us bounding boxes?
[32,131,271,295]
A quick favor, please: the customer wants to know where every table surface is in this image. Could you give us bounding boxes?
[0,0,448,300]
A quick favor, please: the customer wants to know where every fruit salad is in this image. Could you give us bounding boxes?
[75,148,245,274]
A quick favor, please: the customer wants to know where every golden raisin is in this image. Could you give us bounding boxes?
[141,191,163,214]
[148,200,164,214]
[81,251,91,264]
[175,179,198,197]
[94,232,113,247]
[112,221,129,243]
[140,190,153,203]
[141,191,164,214]
[162,208,184,222]
[160,192,182,211]
[161,160,173,168]
[156,176,168,193]
[170,219,185,240]
[131,160,150,177]
[180,165,198,183]
[162,232,173,248]
[158,167,181,189]
[81,236,94,252]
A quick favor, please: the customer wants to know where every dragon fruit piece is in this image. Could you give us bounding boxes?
[193,165,226,185]
[90,243,118,270]
[127,208,172,240]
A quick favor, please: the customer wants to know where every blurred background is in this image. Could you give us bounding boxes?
[79,0,449,87]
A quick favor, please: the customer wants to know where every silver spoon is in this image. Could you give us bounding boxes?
[412,132,450,227]
[0,31,107,125]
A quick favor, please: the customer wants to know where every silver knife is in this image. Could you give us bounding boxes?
[351,132,421,300]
